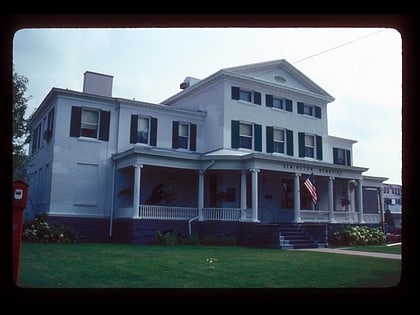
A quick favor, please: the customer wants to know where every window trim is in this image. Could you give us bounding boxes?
[178,122,190,150]
[80,108,100,139]
[70,106,110,141]
[304,134,315,158]
[273,127,286,154]
[239,122,253,150]
[137,116,151,145]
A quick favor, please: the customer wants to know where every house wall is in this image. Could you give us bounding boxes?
[166,80,225,153]
[223,79,330,161]
[48,94,118,218]
[26,100,56,220]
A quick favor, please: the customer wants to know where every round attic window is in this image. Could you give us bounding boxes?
[274,75,286,83]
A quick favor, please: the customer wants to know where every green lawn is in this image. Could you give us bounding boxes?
[17,242,401,289]
[340,243,402,254]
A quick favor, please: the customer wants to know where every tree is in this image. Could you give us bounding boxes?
[12,68,31,181]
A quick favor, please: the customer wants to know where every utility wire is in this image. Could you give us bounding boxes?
[292,29,386,64]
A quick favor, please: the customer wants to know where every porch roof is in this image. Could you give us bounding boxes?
[113,146,369,180]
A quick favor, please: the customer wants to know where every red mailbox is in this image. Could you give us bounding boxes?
[12,179,29,285]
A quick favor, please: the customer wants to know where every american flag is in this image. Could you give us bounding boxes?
[304,173,318,204]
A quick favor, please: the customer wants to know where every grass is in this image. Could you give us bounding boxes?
[339,243,402,254]
[17,242,401,289]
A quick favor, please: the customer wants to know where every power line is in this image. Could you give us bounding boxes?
[292,29,386,64]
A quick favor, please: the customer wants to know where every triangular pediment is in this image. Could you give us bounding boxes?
[223,59,334,101]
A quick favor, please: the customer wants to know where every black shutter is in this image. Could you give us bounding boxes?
[231,86,240,100]
[346,149,351,166]
[150,117,158,146]
[286,129,294,156]
[266,94,273,107]
[70,106,82,137]
[297,102,304,114]
[190,123,197,151]
[298,132,305,157]
[172,121,179,149]
[315,106,321,118]
[333,147,339,164]
[266,126,274,153]
[48,107,55,136]
[254,91,261,105]
[99,110,110,141]
[130,115,138,144]
[316,135,323,160]
[231,120,240,149]
[254,124,262,152]
[286,99,293,112]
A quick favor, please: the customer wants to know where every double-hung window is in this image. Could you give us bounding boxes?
[273,128,285,153]
[266,126,293,156]
[137,117,150,144]
[273,98,284,110]
[172,121,197,151]
[70,106,111,141]
[178,122,190,149]
[298,132,323,160]
[239,123,253,149]
[231,120,262,152]
[303,105,313,116]
[304,134,315,158]
[80,109,99,138]
[333,147,351,166]
[297,102,322,118]
[266,95,293,112]
[231,86,261,105]
[130,115,157,146]
[239,90,252,102]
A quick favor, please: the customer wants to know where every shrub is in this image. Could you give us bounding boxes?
[330,225,385,246]
[155,229,181,245]
[22,213,77,243]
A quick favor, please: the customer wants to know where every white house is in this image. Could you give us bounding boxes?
[25,59,387,248]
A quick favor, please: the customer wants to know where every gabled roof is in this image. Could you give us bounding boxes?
[161,59,335,105]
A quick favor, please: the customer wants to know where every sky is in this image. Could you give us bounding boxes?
[12,27,402,185]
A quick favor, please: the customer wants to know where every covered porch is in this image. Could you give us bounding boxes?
[111,147,386,225]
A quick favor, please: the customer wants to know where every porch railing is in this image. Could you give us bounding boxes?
[139,205,198,220]
[300,210,329,222]
[116,206,381,224]
[202,207,242,221]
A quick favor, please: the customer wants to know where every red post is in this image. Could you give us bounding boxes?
[12,180,29,285]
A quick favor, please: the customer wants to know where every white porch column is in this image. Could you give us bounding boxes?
[198,171,204,221]
[357,179,364,223]
[240,170,247,221]
[133,163,143,219]
[328,176,335,223]
[294,173,301,223]
[250,168,260,222]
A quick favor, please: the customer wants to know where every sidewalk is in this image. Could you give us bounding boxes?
[294,247,401,260]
